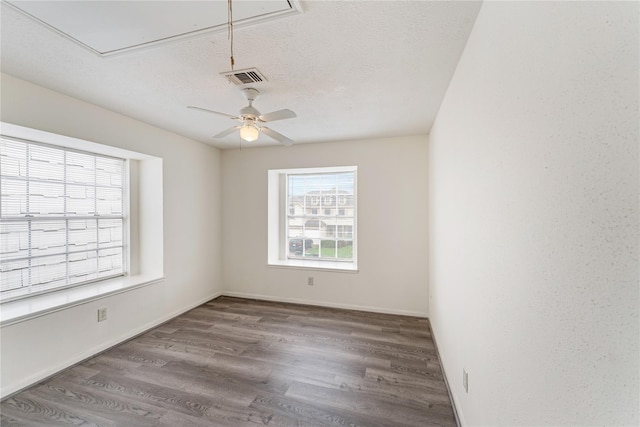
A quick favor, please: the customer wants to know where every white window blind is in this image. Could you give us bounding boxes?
[286,171,355,262]
[0,137,126,301]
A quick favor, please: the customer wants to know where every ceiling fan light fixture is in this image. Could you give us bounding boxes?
[240,123,260,142]
[188,86,296,145]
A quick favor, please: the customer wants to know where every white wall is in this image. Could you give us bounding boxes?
[0,73,223,396]
[222,136,429,316]
[429,2,639,426]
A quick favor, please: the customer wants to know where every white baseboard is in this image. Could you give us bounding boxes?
[220,291,428,318]
[429,322,462,427]
[1,291,222,398]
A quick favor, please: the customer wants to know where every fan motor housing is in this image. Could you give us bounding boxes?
[240,105,260,118]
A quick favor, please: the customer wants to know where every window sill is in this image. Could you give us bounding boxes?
[0,274,164,327]
[268,259,359,273]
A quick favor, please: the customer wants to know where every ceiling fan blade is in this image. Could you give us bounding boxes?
[261,127,294,146]
[259,109,297,123]
[213,126,240,139]
[187,106,238,120]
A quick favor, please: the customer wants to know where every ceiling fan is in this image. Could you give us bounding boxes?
[188,88,297,146]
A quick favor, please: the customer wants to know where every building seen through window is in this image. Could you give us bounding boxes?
[286,171,355,261]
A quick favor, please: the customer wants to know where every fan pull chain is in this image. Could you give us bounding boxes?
[228,0,235,70]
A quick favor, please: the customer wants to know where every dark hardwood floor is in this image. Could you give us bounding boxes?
[0,297,456,426]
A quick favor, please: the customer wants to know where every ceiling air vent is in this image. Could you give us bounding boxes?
[221,68,268,86]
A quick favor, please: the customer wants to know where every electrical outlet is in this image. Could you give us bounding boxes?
[307,277,314,286]
[97,307,107,322]
[463,369,469,393]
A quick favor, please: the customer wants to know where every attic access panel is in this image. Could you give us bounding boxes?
[6,0,301,57]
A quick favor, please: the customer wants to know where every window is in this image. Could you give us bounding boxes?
[268,166,357,271]
[0,137,126,301]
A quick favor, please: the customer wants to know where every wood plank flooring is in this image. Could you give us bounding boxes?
[0,297,456,426]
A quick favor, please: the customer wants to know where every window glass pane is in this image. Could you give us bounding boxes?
[68,251,98,284]
[337,240,353,259]
[30,254,67,287]
[29,181,65,216]
[69,219,98,251]
[0,140,26,178]
[0,138,126,301]
[66,151,95,185]
[1,179,27,216]
[98,247,123,277]
[0,222,29,260]
[323,217,336,238]
[99,219,123,246]
[29,144,64,182]
[288,224,303,238]
[320,239,336,257]
[0,259,29,292]
[31,220,67,258]
[67,184,96,215]
[96,187,123,215]
[96,157,123,188]
[286,171,355,261]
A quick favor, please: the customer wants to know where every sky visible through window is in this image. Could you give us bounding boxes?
[287,172,354,196]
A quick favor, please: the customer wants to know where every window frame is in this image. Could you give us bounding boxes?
[268,166,358,272]
[0,136,129,302]
[0,122,165,327]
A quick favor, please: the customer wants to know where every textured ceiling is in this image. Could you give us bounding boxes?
[0,1,482,149]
